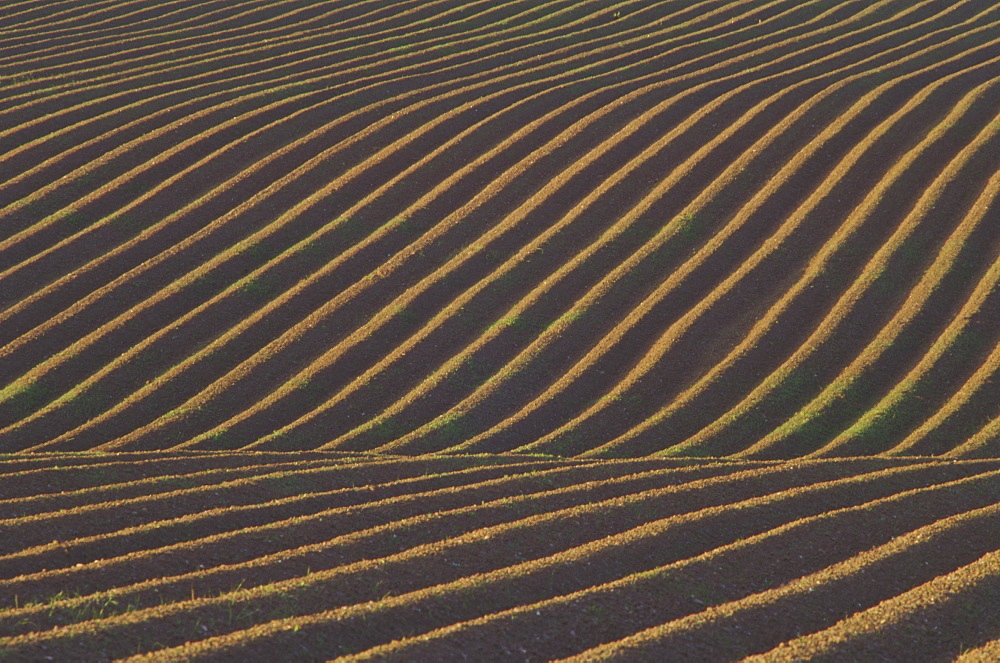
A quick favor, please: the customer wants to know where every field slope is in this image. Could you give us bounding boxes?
[1,0,998,458]
[2,2,999,660]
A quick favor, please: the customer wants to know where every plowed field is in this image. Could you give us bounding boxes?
[3,0,999,458]
[0,453,998,661]
[2,1,999,660]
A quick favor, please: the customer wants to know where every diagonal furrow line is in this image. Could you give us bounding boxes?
[382,8,998,457]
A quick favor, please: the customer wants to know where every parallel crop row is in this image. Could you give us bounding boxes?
[0,453,998,660]
[1,0,998,458]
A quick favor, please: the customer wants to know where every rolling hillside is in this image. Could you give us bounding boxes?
[1,0,998,458]
[2,1,1000,660]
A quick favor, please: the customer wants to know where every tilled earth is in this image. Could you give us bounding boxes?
[0,452,998,661]
[4,1,1000,660]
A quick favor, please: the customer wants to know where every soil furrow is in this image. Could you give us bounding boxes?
[439,5,998,457]
[67,461,987,660]
[344,465,1000,661]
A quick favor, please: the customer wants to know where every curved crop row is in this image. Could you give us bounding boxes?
[1,0,998,459]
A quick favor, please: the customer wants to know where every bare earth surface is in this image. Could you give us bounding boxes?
[2,0,998,458]
[0,453,996,661]
[2,0,999,660]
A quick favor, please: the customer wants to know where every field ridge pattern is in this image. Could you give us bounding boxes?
[1,1,999,660]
